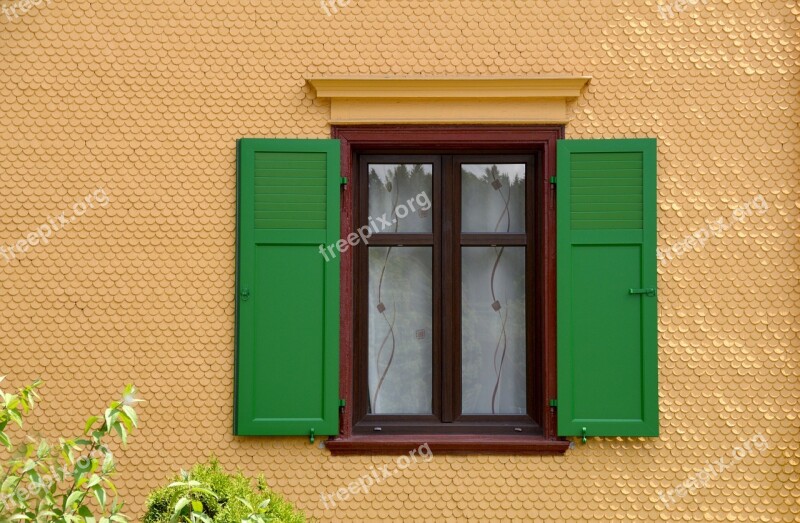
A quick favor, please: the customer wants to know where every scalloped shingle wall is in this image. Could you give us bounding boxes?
[1,0,798,521]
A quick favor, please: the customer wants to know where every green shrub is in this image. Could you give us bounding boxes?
[143,460,305,523]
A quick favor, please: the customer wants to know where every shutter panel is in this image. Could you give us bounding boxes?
[235,138,340,437]
[556,138,658,438]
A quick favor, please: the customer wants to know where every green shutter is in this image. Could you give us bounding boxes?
[235,138,340,437]
[556,138,658,438]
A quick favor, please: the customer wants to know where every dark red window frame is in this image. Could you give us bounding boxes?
[327,125,568,455]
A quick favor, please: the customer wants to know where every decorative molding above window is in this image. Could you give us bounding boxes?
[307,77,591,124]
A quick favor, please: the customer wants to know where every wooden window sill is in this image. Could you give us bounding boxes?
[325,434,570,455]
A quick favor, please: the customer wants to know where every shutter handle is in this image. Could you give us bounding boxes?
[240,287,250,301]
[629,288,655,297]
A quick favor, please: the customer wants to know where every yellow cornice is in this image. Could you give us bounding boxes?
[306,76,591,124]
[308,76,591,99]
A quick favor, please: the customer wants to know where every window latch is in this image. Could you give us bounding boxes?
[240,287,250,301]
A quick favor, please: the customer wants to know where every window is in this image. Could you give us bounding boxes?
[352,154,542,435]
[233,129,658,455]
[328,126,567,453]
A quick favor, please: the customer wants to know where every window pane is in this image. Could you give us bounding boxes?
[461,164,526,233]
[368,246,433,414]
[461,246,526,414]
[368,164,433,233]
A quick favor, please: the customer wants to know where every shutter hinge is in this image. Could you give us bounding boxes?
[549,176,557,185]
[549,398,558,408]
[340,176,348,185]
[309,428,315,444]
[339,398,346,408]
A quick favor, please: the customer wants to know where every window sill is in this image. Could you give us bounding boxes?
[325,434,570,455]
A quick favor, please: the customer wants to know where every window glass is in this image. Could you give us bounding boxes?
[368,246,433,414]
[461,246,527,414]
[461,164,526,233]
[369,164,433,233]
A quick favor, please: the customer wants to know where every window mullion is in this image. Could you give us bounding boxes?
[441,154,457,423]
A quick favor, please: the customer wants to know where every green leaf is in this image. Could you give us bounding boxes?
[93,485,106,510]
[103,408,114,432]
[171,497,191,523]
[236,497,254,510]
[88,475,102,488]
[0,431,11,449]
[117,413,133,434]
[2,474,19,492]
[191,500,203,512]
[84,416,100,435]
[113,423,127,446]
[102,476,118,495]
[65,490,83,510]
[120,406,138,427]
[7,409,22,427]
[102,453,115,474]
[7,396,20,410]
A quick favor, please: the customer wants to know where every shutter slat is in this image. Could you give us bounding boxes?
[254,177,327,186]
[571,169,645,178]
[573,202,643,212]
[255,202,329,212]
[570,185,643,196]
[557,138,658,439]
[570,151,644,162]
[572,178,643,187]
[572,194,643,204]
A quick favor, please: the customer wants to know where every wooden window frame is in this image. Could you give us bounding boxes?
[327,125,568,455]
